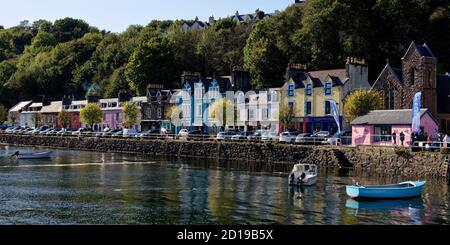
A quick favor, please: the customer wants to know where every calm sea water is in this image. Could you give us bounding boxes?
[0,145,448,225]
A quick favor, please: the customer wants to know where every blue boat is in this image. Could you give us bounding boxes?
[346,181,426,199]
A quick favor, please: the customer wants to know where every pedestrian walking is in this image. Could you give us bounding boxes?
[399,132,405,146]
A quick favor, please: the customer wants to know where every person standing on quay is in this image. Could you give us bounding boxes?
[392,131,397,145]
[400,132,406,146]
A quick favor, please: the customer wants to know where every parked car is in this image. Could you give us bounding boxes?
[295,133,313,144]
[187,130,210,141]
[18,127,33,134]
[26,126,49,135]
[123,128,140,137]
[313,131,331,138]
[231,131,254,141]
[327,131,352,145]
[39,128,54,135]
[261,131,279,141]
[247,130,263,141]
[102,129,122,137]
[0,125,9,132]
[56,128,76,136]
[216,131,237,141]
[72,128,92,136]
[46,128,62,135]
[5,126,20,134]
[111,130,124,137]
[279,131,301,144]
[137,129,166,139]
[178,129,189,139]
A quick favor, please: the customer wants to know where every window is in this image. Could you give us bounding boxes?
[249,109,255,121]
[116,113,120,121]
[374,126,392,142]
[409,67,415,85]
[157,108,162,119]
[384,86,395,110]
[324,82,332,95]
[305,102,312,115]
[262,109,268,120]
[325,101,331,115]
[306,84,312,96]
[196,104,202,117]
[288,102,294,115]
[288,84,295,97]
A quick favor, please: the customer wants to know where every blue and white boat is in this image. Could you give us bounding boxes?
[346,181,426,199]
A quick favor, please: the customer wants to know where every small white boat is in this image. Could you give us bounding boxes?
[288,163,318,186]
[14,151,53,159]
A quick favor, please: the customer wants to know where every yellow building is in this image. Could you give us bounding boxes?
[281,59,370,133]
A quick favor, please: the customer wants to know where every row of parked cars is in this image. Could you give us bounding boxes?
[1,125,352,145]
[178,128,352,145]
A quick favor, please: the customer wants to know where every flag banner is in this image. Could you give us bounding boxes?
[330,100,341,133]
[412,92,422,133]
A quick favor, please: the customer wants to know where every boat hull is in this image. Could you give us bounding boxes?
[17,151,53,159]
[346,181,426,199]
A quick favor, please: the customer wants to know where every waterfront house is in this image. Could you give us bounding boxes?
[143,84,174,131]
[175,70,251,134]
[8,101,32,126]
[40,101,62,128]
[65,100,86,129]
[243,88,280,132]
[371,41,450,134]
[351,109,439,146]
[280,58,371,134]
[20,102,43,128]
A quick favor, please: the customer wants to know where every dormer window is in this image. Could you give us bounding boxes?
[288,84,295,97]
[306,83,313,96]
[324,82,332,95]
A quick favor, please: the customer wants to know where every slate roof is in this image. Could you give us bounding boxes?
[9,101,32,112]
[351,109,434,125]
[415,43,435,58]
[309,69,346,82]
[40,101,62,114]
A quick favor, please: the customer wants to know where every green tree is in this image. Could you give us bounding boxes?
[209,98,236,128]
[344,89,384,123]
[80,103,103,129]
[125,36,177,95]
[244,20,285,88]
[122,101,139,128]
[57,109,71,128]
[278,102,294,131]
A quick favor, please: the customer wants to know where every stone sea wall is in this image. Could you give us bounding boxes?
[0,134,448,179]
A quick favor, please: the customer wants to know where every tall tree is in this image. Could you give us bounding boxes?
[125,36,177,95]
[122,101,139,128]
[80,103,103,129]
[57,109,71,128]
[344,89,383,123]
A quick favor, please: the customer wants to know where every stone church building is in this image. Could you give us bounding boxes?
[371,41,450,134]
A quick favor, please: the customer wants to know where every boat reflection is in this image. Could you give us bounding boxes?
[346,198,425,224]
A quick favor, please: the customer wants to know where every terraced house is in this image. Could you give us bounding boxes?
[281,58,371,134]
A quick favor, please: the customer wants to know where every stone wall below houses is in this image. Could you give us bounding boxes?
[0,134,448,179]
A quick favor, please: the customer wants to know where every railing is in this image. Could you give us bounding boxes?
[1,130,448,150]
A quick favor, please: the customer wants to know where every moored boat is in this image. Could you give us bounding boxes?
[346,181,426,199]
[13,151,53,159]
[288,163,317,186]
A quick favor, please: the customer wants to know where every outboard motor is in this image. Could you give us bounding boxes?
[298,172,306,186]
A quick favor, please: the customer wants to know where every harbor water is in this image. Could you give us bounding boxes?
[0,146,449,225]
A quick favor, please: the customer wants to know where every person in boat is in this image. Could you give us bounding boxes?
[10,151,20,158]
[297,172,306,186]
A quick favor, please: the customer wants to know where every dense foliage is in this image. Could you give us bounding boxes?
[80,103,103,128]
[0,0,449,110]
[344,89,384,123]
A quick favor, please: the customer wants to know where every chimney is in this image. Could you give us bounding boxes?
[118,90,133,103]
[87,95,101,103]
[62,95,72,106]
[232,66,252,92]
[181,71,201,86]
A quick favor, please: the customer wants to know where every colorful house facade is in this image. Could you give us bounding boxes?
[281,58,371,134]
[351,109,439,146]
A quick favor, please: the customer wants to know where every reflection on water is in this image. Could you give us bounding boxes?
[0,145,449,225]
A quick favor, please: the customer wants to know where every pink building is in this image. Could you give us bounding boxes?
[351,109,439,146]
